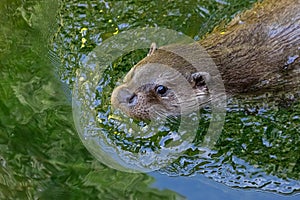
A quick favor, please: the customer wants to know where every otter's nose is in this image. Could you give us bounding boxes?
[119,89,137,106]
[111,87,137,107]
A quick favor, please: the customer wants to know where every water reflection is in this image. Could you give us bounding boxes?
[0,0,183,199]
[1,0,299,199]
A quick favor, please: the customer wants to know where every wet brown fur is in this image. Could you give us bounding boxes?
[201,0,300,93]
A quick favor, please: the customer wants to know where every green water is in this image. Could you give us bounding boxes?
[0,0,299,199]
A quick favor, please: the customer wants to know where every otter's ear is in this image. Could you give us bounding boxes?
[190,72,211,91]
[147,42,157,56]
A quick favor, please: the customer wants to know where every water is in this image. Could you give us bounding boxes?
[0,0,299,199]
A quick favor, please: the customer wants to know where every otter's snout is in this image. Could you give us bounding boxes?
[111,86,137,109]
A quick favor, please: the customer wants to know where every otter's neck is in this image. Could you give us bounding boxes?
[200,0,300,94]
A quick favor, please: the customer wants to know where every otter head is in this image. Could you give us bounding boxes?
[111,44,212,120]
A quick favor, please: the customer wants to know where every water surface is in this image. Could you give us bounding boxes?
[0,0,299,199]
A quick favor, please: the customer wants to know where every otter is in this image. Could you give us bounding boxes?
[111,0,300,120]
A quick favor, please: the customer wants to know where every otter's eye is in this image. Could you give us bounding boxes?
[155,85,168,96]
